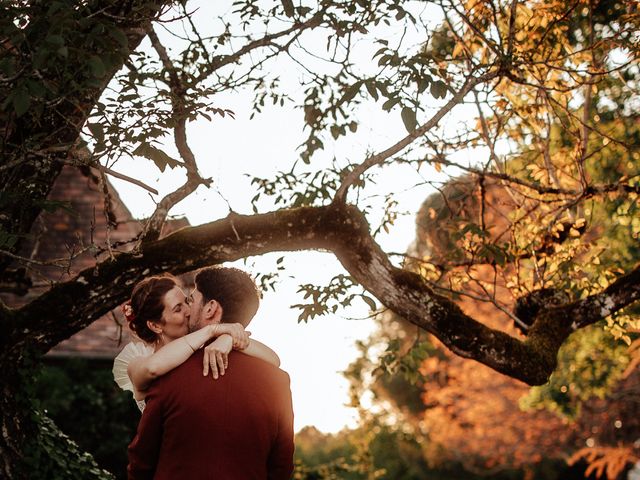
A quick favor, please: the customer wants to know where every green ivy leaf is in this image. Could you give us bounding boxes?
[13,88,31,117]
[107,26,128,48]
[88,56,106,78]
[38,199,75,215]
[0,230,19,249]
[45,34,64,46]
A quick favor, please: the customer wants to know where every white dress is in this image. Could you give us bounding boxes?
[112,341,155,412]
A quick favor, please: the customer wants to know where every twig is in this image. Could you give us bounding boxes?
[97,164,159,195]
[333,69,501,203]
[97,168,116,261]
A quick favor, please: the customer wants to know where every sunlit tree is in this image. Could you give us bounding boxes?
[346,0,640,476]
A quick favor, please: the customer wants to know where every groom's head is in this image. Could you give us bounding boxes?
[189,266,260,331]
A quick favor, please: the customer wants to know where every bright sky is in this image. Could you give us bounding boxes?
[103,1,470,433]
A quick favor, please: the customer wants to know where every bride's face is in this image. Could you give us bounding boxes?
[159,286,190,342]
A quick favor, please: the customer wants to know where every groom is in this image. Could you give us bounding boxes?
[127,267,295,479]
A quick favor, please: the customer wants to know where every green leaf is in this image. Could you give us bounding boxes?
[417,77,430,93]
[382,97,400,111]
[341,82,362,104]
[0,230,19,249]
[133,143,180,172]
[107,27,128,48]
[0,57,15,77]
[430,80,447,99]
[26,79,46,98]
[365,81,379,100]
[38,199,75,215]
[481,244,508,266]
[401,106,417,132]
[45,34,64,46]
[362,295,377,311]
[87,123,105,144]
[373,47,388,58]
[13,88,31,117]
[378,54,391,67]
[88,56,106,78]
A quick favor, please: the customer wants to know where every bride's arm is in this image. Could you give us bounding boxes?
[239,339,281,367]
[202,337,280,380]
[128,323,248,393]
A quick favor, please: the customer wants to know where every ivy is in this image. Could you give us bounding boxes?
[23,411,114,480]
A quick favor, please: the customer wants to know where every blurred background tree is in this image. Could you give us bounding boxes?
[333,0,640,478]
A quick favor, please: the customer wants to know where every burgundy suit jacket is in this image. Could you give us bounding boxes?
[127,350,294,480]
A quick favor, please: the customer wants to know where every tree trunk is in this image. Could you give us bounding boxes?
[0,363,31,479]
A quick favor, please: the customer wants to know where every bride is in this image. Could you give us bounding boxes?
[113,272,279,411]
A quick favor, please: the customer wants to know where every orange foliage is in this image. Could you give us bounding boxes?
[410,177,575,470]
[411,176,640,472]
[622,330,640,379]
[569,446,638,480]
[420,337,576,470]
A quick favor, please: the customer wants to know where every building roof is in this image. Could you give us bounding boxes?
[1,165,189,359]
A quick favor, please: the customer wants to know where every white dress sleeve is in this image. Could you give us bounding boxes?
[112,342,155,412]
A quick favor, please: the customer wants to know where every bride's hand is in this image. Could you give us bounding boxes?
[214,323,250,350]
[203,335,233,379]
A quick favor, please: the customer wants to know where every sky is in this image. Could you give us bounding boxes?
[102,1,470,433]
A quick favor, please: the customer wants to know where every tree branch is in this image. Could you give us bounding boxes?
[334,69,501,203]
[8,203,639,385]
[139,26,211,243]
[193,12,323,85]
[96,164,159,195]
[567,264,640,331]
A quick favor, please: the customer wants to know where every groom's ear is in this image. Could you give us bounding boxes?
[204,299,222,322]
[203,300,215,318]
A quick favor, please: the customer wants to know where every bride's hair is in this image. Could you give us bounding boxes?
[127,274,178,343]
[194,267,259,327]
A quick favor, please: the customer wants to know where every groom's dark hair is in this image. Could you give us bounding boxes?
[194,267,260,327]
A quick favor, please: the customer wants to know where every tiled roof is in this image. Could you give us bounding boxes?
[1,165,189,359]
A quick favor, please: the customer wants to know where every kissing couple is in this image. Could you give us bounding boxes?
[113,266,294,479]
